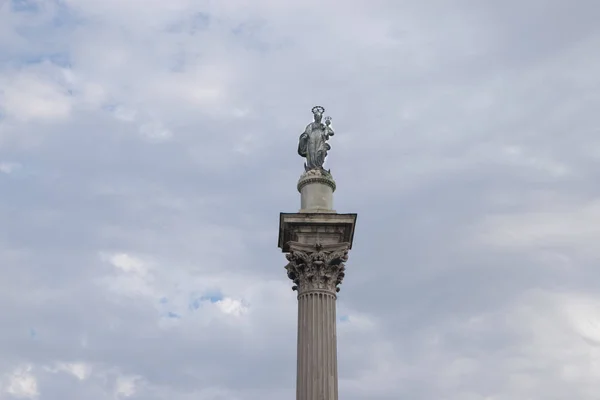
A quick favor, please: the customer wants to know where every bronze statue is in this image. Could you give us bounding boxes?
[298,106,335,171]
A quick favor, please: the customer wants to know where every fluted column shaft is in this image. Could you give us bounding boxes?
[297,289,338,400]
[284,241,349,400]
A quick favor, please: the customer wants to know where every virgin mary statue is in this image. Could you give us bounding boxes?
[297,106,335,171]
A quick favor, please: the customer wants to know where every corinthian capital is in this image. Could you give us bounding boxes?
[284,241,350,295]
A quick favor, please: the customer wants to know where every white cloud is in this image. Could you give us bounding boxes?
[510,291,600,390]
[4,365,38,399]
[115,375,141,398]
[0,162,21,174]
[338,310,377,332]
[215,297,247,317]
[0,69,72,122]
[112,106,137,122]
[45,362,92,381]
[104,253,147,275]
[98,252,157,298]
[139,121,172,142]
[561,294,600,347]
[471,199,600,259]
[61,363,91,381]
[98,251,253,323]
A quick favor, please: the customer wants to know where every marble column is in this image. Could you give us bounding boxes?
[278,168,357,400]
[285,241,350,400]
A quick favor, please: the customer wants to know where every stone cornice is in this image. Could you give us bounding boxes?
[297,169,337,192]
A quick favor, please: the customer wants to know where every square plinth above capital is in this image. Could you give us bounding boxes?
[278,212,357,252]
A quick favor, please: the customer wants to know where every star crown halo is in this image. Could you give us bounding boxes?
[311,105,325,115]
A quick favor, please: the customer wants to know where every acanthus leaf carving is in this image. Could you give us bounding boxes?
[284,242,350,294]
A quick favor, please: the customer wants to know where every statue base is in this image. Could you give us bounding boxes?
[297,169,336,213]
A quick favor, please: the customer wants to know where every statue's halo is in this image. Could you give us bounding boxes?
[311,106,325,114]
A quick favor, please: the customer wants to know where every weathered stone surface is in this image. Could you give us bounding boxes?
[278,212,357,400]
[297,169,336,213]
[285,242,349,295]
[296,290,338,400]
[278,213,357,252]
[285,241,349,400]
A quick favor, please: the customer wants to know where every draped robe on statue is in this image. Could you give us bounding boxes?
[297,122,332,170]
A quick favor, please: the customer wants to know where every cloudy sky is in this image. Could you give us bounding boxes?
[2,0,600,399]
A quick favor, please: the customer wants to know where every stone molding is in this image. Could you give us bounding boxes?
[284,241,349,295]
[297,169,336,192]
[278,213,357,253]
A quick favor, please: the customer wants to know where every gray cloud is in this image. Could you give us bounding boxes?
[2,0,600,399]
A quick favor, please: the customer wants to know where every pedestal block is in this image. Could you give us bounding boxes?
[297,169,336,213]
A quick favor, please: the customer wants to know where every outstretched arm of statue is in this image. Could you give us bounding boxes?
[325,124,334,138]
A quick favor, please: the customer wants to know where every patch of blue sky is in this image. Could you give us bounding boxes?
[29,328,36,339]
[338,315,349,322]
[11,0,80,26]
[168,52,187,73]
[189,291,224,310]
[189,298,201,310]
[20,53,71,68]
[191,12,210,29]
[50,1,80,28]
[102,104,119,113]
[10,0,39,13]
[231,21,256,37]
[167,312,180,319]
[201,293,223,303]
[159,297,168,304]
[12,1,80,39]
